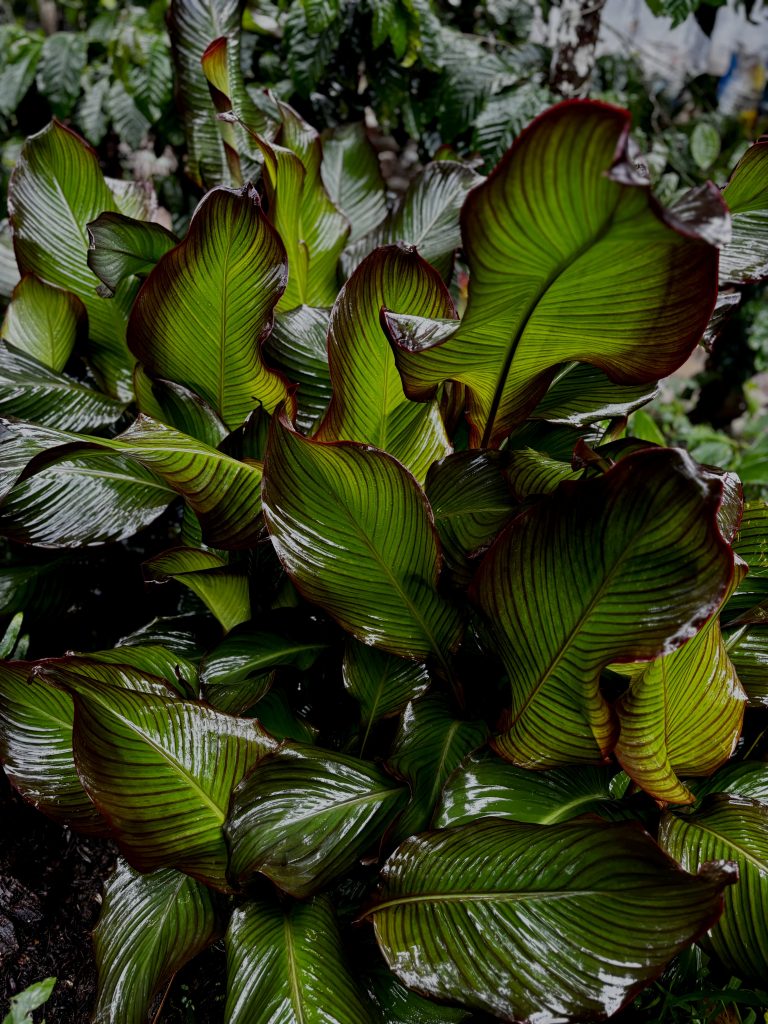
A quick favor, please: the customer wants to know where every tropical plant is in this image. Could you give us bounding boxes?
[1,8,768,1024]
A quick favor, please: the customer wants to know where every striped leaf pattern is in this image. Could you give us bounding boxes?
[226,896,378,1024]
[343,639,431,740]
[387,101,722,447]
[128,185,289,430]
[262,412,464,660]
[720,140,768,284]
[726,625,768,705]
[366,965,471,1024]
[315,245,453,481]
[7,120,135,398]
[387,695,488,841]
[688,760,768,803]
[93,861,224,1024]
[504,447,579,501]
[71,646,198,699]
[227,745,408,896]
[87,212,178,296]
[370,818,735,1022]
[529,362,659,425]
[435,750,622,827]
[474,448,734,767]
[660,796,768,983]
[614,566,748,804]
[1,274,85,371]
[264,306,332,434]
[132,366,228,447]
[0,342,126,432]
[143,547,251,632]
[38,664,275,888]
[321,122,388,245]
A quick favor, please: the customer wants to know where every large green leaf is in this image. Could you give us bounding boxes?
[0,342,126,432]
[0,661,105,833]
[37,663,275,889]
[1,274,85,372]
[128,185,290,431]
[7,120,135,398]
[343,639,431,746]
[86,212,178,297]
[660,796,768,983]
[167,0,240,188]
[315,244,453,480]
[726,625,768,706]
[132,366,228,447]
[263,306,332,434]
[75,645,198,699]
[321,123,388,245]
[435,750,623,827]
[387,695,488,840]
[614,567,748,804]
[143,547,250,632]
[369,818,735,1022]
[688,760,768,804]
[93,861,224,1024]
[474,448,734,767]
[227,744,408,896]
[262,412,463,661]
[720,140,768,284]
[226,897,377,1024]
[386,101,723,447]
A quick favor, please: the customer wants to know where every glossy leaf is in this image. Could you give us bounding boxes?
[167,0,240,188]
[87,212,178,297]
[726,625,768,706]
[250,689,318,745]
[0,342,126,432]
[387,695,488,840]
[128,185,289,430]
[504,447,580,501]
[7,120,135,398]
[1,274,85,372]
[227,744,408,896]
[263,306,332,434]
[366,965,470,1024]
[77,645,198,700]
[386,101,723,447]
[226,897,377,1024]
[435,750,623,827]
[734,499,768,575]
[37,663,275,888]
[200,620,330,715]
[614,567,748,804]
[370,818,734,1022]
[660,796,768,983]
[262,412,463,660]
[132,366,228,447]
[720,140,768,284]
[0,661,105,833]
[143,547,250,632]
[321,123,388,244]
[530,362,660,425]
[93,861,224,1024]
[474,448,734,767]
[343,639,431,740]
[315,244,453,480]
[688,760,768,804]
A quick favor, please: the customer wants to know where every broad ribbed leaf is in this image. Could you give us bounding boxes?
[387,695,488,840]
[504,447,579,500]
[386,102,723,447]
[0,420,174,547]
[660,796,768,983]
[263,412,463,660]
[1,274,84,371]
[263,306,332,434]
[128,185,289,430]
[132,366,228,447]
[726,625,768,705]
[475,448,734,767]
[425,450,517,578]
[614,567,748,804]
[321,123,388,244]
[0,342,126,431]
[87,212,178,296]
[530,362,660,425]
[226,897,377,1024]
[734,500,768,574]
[93,861,224,1024]
[315,245,453,480]
[0,661,104,832]
[366,965,471,1024]
[720,140,768,284]
[144,547,250,632]
[76,645,197,699]
[370,818,735,1022]
[7,120,135,398]
[343,639,431,743]
[251,689,318,745]
[227,745,408,896]
[38,664,275,888]
[200,620,330,715]
[167,0,240,188]
[435,750,622,827]
[688,760,768,804]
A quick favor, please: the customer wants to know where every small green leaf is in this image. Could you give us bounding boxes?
[1,275,85,372]
[688,760,768,804]
[727,625,768,706]
[690,122,721,171]
[2,977,56,1024]
[343,639,431,738]
[263,306,332,435]
[721,139,768,284]
[227,744,408,896]
[87,212,178,296]
[531,362,660,426]
[36,32,87,118]
[144,547,251,632]
[132,366,228,448]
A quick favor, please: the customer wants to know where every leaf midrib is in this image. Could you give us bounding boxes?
[370,887,623,913]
